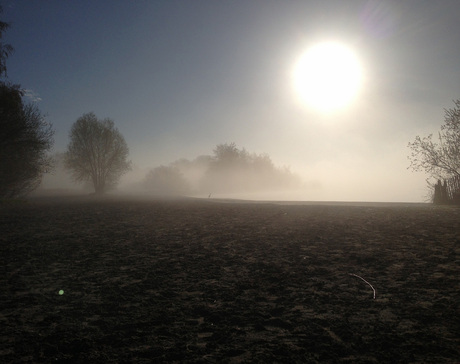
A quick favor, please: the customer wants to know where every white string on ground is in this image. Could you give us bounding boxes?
[349,273,376,299]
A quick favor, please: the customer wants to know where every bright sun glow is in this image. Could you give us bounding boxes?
[293,42,363,113]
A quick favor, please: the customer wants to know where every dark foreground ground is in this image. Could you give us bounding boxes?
[1,196,459,363]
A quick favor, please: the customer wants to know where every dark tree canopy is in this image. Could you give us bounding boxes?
[0,84,54,198]
[0,9,54,198]
[0,6,14,78]
[65,113,131,194]
[408,99,460,179]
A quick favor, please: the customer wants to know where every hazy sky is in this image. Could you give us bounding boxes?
[3,0,460,202]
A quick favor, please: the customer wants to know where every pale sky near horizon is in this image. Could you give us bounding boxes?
[3,0,460,202]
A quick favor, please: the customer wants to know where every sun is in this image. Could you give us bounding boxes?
[293,42,363,113]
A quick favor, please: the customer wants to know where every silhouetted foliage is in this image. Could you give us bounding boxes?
[408,99,460,179]
[409,99,460,203]
[144,143,302,196]
[0,6,14,78]
[65,113,131,194]
[144,165,190,195]
[211,142,242,169]
[0,84,54,198]
[203,143,301,193]
[0,11,54,198]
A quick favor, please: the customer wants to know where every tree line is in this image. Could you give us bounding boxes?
[144,143,303,196]
[1,8,459,201]
[0,9,131,198]
[1,8,53,198]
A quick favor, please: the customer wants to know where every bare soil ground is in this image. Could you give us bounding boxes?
[1,196,459,363]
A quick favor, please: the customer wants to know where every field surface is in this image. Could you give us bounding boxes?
[1,197,459,363]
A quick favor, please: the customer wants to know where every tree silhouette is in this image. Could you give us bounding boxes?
[144,143,302,196]
[0,8,54,198]
[408,99,460,179]
[65,113,131,194]
[203,143,301,193]
[0,6,14,78]
[144,165,190,195]
[0,84,54,198]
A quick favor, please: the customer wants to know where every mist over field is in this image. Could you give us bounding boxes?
[37,143,426,203]
[7,1,457,203]
[37,144,311,201]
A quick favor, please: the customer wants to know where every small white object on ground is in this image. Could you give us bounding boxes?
[349,273,376,299]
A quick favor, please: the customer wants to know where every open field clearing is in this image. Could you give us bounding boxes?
[1,197,459,363]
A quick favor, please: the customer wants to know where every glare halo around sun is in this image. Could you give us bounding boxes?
[293,42,363,113]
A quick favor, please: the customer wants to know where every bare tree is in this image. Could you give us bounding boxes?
[408,99,460,179]
[65,113,131,194]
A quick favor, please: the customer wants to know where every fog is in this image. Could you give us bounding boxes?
[38,144,310,201]
[12,2,459,203]
[36,140,429,203]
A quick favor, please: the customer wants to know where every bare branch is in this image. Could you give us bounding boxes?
[408,99,460,180]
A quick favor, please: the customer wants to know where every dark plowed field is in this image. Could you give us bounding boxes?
[1,197,459,363]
